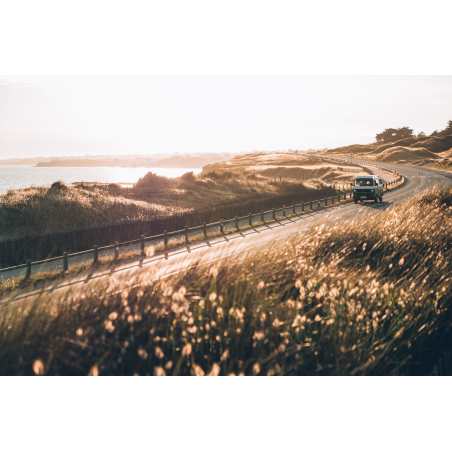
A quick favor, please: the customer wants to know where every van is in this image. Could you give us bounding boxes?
[352,175,384,203]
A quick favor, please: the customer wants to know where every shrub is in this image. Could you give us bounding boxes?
[201,171,235,181]
[136,172,171,189]
[107,183,121,190]
[194,179,216,188]
[219,171,235,180]
[201,171,223,181]
[180,171,196,183]
[50,181,68,191]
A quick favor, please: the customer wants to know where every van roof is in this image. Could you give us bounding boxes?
[356,175,379,178]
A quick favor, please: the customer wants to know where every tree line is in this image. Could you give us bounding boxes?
[375,120,452,144]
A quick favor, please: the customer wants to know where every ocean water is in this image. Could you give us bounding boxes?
[0,166,202,193]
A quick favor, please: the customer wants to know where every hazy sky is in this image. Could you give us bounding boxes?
[1,75,452,158]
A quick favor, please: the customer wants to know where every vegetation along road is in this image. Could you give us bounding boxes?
[3,159,449,304]
[4,158,452,376]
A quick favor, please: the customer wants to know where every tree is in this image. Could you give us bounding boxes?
[375,127,414,144]
[417,131,427,138]
[431,120,452,137]
[440,120,452,136]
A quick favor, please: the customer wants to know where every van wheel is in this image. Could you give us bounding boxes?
[354,199,358,204]
[374,197,378,203]
[379,196,383,202]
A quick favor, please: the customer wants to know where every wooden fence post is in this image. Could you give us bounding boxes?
[115,241,119,260]
[63,252,68,271]
[220,220,224,234]
[94,245,98,263]
[185,227,189,244]
[235,216,239,230]
[283,205,285,216]
[249,213,252,226]
[164,230,168,249]
[310,200,312,210]
[203,223,207,238]
[273,209,276,219]
[140,235,145,256]
[261,210,264,223]
[26,259,31,278]
[292,205,295,214]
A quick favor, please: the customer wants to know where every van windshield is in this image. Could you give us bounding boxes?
[354,178,375,186]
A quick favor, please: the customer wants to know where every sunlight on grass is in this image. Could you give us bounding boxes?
[1,181,440,377]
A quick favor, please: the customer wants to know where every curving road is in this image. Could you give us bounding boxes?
[4,159,452,303]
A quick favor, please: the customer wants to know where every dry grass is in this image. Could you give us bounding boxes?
[128,170,344,210]
[0,195,354,294]
[0,184,448,376]
[202,153,365,184]
[0,182,185,240]
[1,158,351,242]
[374,146,439,164]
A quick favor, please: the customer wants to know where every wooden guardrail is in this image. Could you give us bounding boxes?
[0,162,402,279]
[0,184,345,268]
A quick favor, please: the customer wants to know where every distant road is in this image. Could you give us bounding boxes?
[4,160,452,304]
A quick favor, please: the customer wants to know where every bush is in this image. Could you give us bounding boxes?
[201,171,221,181]
[136,172,171,189]
[50,181,68,191]
[195,179,216,188]
[180,171,196,183]
[201,171,235,181]
[219,171,235,180]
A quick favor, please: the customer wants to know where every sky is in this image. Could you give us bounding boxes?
[1,75,452,159]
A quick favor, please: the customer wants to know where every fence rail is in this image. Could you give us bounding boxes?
[0,162,402,277]
[0,185,342,267]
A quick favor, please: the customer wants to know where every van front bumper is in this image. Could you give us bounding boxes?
[353,191,378,200]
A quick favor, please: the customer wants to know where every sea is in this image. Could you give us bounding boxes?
[0,166,202,193]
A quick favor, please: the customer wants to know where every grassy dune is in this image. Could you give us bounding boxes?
[323,135,452,170]
[1,186,451,376]
[0,182,184,241]
[202,153,365,184]
[1,154,355,242]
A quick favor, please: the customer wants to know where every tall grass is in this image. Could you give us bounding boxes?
[2,187,447,376]
[0,182,186,240]
[1,173,339,243]
[129,171,340,210]
[0,178,340,267]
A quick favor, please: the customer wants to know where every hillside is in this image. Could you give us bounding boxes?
[36,159,130,167]
[1,155,348,241]
[0,182,183,241]
[35,154,229,168]
[323,144,379,156]
[202,153,367,183]
[2,186,452,375]
[411,135,452,154]
[374,146,439,164]
[149,155,227,168]
[323,135,452,169]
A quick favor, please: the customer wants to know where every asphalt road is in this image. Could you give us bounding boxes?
[4,159,452,304]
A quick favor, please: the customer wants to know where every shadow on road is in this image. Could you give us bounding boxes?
[356,200,392,210]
